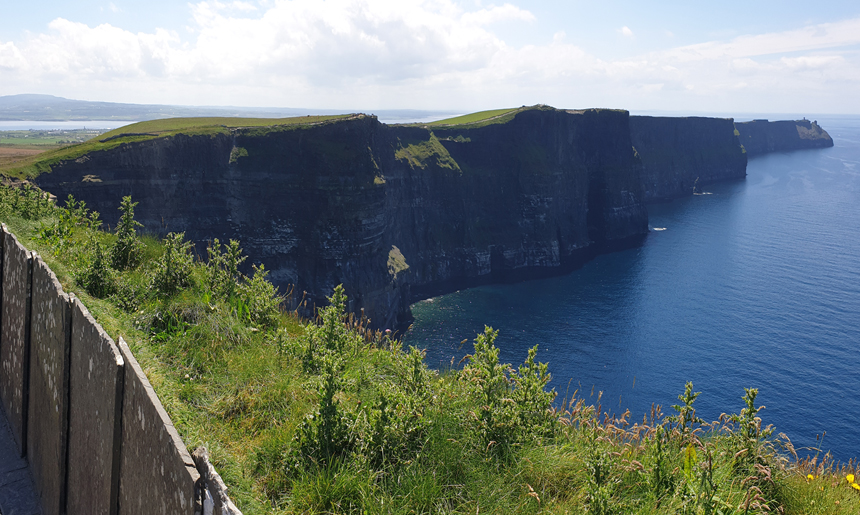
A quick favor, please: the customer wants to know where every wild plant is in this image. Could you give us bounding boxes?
[37,215,73,255]
[149,308,191,342]
[16,184,52,220]
[36,194,102,255]
[110,196,143,270]
[461,326,558,458]
[0,186,11,218]
[237,264,282,329]
[585,429,616,515]
[302,285,364,372]
[206,238,246,299]
[727,388,773,459]
[404,345,430,398]
[150,232,194,296]
[293,352,352,469]
[77,236,115,298]
[668,381,704,441]
[725,388,777,511]
[366,394,392,468]
[648,425,674,498]
[462,326,516,454]
[273,328,292,366]
[290,286,372,473]
[677,442,728,515]
[63,195,101,230]
[511,344,556,438]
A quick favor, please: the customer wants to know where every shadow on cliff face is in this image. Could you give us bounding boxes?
[30,107,782,329]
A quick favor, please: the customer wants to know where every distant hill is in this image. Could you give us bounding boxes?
[0,94,458,124]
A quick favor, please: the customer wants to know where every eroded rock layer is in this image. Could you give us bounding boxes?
[35,108,652,327]
[630,116,747,201]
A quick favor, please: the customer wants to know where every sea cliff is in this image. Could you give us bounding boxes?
[735,119,833,156]
[33,107,649,327]
[630,116,747,201]
[28,108,834,326]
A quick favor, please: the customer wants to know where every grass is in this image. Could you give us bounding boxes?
[1,185,859,514]
[424,105,574,129]
[98,115,355,139]
[394,132,461,172]
[0,114,357,179]
[426,108,523,127]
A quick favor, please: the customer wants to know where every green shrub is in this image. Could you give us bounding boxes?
[461,326,557,459]
[237,264,281,329]
[292,353,353,470]
[0,184,54,221]
[206,238,246,300]
[16,184,52,220]
[110,196,143,270]
[151,232,194,297]
[668,381,704,440]
[302,285,364,372]
[77,236,115,298]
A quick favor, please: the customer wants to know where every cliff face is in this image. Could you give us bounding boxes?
[383,108,648,304]
[34,108,649,328]
[734,119,834,156]
[630,116,747,201]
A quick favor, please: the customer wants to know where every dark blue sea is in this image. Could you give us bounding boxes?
[404,115,860,462]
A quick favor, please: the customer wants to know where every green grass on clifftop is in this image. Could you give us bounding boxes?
[0,114,356,180]
[426,107,522,127]
[101,115,354,138]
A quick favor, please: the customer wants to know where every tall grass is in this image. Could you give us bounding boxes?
[1,183,858,514]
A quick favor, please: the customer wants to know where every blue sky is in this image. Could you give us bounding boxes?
[2,0,859,113]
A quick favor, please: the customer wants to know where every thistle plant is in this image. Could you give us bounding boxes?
[151,232,194,296]
[238,264,282,328]
[206,238,246,299]
[78,236,115,298]
[111,196,143,270]
[668,381,704,439]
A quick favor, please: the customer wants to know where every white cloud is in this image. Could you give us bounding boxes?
[0,42,27,70]
[619,26,634,38]
[461,4,535,25]
[1,3,859,113]
[779,55,844,70]
[657,17,860,64]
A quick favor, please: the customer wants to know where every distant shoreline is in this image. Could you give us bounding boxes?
[0,120,137,131]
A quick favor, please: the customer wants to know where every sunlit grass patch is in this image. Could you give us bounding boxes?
[426,108,521,127]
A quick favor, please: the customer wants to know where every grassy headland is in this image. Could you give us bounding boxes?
[2,107,557,180]
[0,114,356,180]
[426,108,521,127]
[0,183,857,514]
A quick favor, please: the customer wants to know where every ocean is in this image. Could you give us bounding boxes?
[403,115,860,462]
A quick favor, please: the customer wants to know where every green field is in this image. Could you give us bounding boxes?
[0,129,109,147]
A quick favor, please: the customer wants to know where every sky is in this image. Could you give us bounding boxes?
[1,0,859,114]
